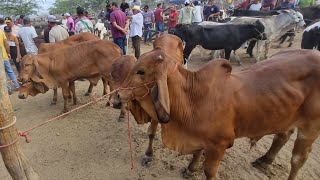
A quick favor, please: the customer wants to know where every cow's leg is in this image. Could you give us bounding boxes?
[142,120,159,167]
[288,35,294,47]
[264,41,271,59]
[247,40,256,58]
[69,81,77,105]
[224,49,232,60]
[249,135,264,149]
[51,88,58,105]
[233,51,242,65]
[277,35,286,48]
[181,149,204,178]
[287,128,319,180]
[255,40,265,62]
[118,106,126,122]
[183,44,196,64]
[61,83,70,113]
[85,82,94,96]
[252,129,294,167]
[203,143,228,180]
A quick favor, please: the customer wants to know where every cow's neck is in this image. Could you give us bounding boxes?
[35,54,56,88]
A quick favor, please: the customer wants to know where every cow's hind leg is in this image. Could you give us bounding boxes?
[181,149,204,178]
[51,88,58,105]
[142,120,158,167]
[69,81,77,105]
[252,129,294,167]
[287,128,319,180]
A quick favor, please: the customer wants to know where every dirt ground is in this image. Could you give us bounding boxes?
[1,31,319,180]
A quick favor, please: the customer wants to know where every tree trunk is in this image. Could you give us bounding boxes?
[0,47,39,180]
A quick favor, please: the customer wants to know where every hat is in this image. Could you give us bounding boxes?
[4,17,12,23]
[65,13,71,17]
[47,15,59,23]
[4,26,11,32]
[132,5,141,11]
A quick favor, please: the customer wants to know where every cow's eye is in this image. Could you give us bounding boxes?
[136,69,144,75]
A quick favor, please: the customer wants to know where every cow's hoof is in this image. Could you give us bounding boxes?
[288,43,292,47]
[276,45,281,48]
[249,54,253,58]
[141,155,153,167]
[84,92,90,96]
[118,116,125,122]
[180,167,194,179]
[252,155,273,168]
[106,101,111,106]
[51,101,57,105]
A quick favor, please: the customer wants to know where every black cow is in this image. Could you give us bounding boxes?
[295,5,320,26]
[172,22,266,65]
[301,24,320,50]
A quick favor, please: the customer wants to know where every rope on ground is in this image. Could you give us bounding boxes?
[127,109,134,170]
[0,88,119,149]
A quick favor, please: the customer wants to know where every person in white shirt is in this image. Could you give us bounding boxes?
[129,5,143,59]
[16,17,38,55]
[248,0,262,11]
[192,1,204,24]
[47,15,69,43]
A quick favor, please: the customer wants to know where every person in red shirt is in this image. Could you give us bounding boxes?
[167,5,178,34]
[154,3,164,37]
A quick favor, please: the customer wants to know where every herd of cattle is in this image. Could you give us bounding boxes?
[16,7,320,180]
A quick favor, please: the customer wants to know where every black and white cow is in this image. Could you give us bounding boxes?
[301,21,320,50]
[228,9,279,17]
[172,21,266,65]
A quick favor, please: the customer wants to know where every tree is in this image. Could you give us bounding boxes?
[0,0,40,16]
[49,0,113,15]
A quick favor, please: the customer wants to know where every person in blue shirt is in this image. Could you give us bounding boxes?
[203,0,220,21]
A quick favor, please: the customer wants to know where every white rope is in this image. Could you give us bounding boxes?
[0,116,17,131]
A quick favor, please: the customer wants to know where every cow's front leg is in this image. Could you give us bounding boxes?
[118,106,126,122]
[85,82,94,96]
[264,41,271,59]
[181,149,204,178]
[61,83,70,113]
[142,120,158,167]
[233,51,242,65]
[203,143,229,180]
[51,88,58,105]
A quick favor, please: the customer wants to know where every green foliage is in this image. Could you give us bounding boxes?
[0,0,40,16]
[49,0,119,15]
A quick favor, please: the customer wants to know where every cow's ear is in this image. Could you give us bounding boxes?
[30,57,44,82]
[151,79,170,123]
[33,82,49,93]
[221,61,232,74]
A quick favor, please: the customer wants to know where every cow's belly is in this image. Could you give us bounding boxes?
[161,122,203,154]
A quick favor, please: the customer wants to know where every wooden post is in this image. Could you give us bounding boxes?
[0,47,39,180]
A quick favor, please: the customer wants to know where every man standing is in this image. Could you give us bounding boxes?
[179,1,194,25]
[120,0,130,12]
[110,2,129,55]
[168,5,179,33]
[16,17,38,55]
[65,13,75,36]
[129,6,143,59]
[4,26,22,73]
[0,29,19,94]
[142,5,154,45]
[192,1,204,24]
[48,15,69,43]
[247,0,262,10]
[75,7,94,34]
[4,17,20,36]
[154,3,164,38]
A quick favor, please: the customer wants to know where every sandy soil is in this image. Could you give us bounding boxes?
[1,31,319,180]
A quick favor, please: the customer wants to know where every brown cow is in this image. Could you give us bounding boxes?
[37,33,101,105]
[19,39,121,112]
[118,48,320,180]
[109,34,184,165]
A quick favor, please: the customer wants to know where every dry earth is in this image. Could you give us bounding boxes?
[1,31,319,180]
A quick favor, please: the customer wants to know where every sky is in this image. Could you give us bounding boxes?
[37,0,55,14]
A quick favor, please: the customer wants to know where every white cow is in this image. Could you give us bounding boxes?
[95,20,109,40]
